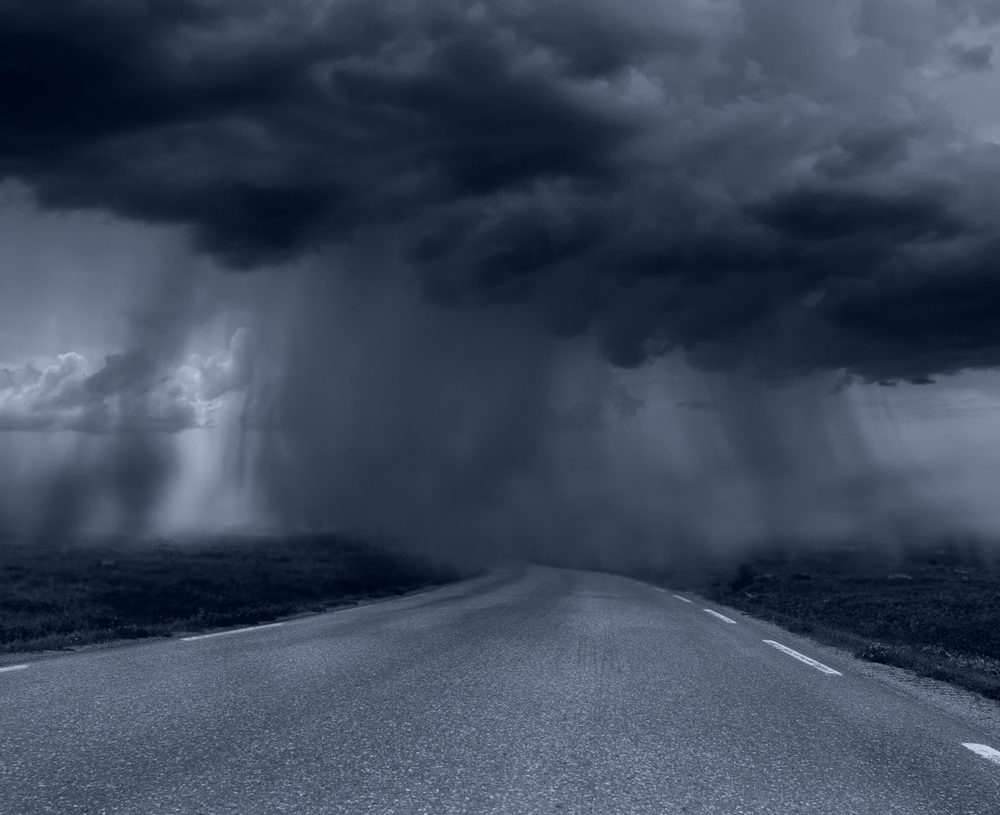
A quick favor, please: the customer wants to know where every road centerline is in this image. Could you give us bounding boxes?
[963,744,1000,766]
[673,594,693,603]
[703,609,737,624]
[180,622,285,642]
[0,664,28,674]
[763,640,842,676]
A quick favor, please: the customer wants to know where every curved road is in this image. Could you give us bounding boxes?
[2,566,999,813]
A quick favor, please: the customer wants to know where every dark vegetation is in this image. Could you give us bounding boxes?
[0,535,461,655]
[671,542,1000,701]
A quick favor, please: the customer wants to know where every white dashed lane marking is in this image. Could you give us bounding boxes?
[0,664,29,674]
[181,622,285,642]
[704,609,737,624]
[963,744,1000,766]
[763,640,842,676]
[673,595,693,603]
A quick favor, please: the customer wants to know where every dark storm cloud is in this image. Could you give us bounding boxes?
[4,0,1000,381]
[813,125,920,179]
[821,240,1000,381]
[676,399,719,412]
[751,188,962,243]
[948,42,993,71]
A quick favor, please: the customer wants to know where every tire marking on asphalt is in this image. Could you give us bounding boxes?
[181,622,285,642]
[0,664,28,674]
[963,743,1000,766]
[763,640,842,675]
[704,609,737,624]
[673,595,693,603]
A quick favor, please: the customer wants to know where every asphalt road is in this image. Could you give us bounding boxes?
[2,566,1000,814]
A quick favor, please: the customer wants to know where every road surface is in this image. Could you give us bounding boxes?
[2,566,999,813]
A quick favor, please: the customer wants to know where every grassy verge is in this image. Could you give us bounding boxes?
[0,535,463,655]
[665,543,1000,700]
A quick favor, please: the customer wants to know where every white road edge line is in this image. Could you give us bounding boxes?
[181,622,285,642]
[0,664,28,673]
[963,743,1000,766]
[763,640,842,676]
[673,595,693,603]
[704,609,737,624]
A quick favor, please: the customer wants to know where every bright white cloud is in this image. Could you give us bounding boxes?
[0,329,251,433]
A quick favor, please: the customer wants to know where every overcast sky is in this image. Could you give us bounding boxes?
[3,0,1000,549]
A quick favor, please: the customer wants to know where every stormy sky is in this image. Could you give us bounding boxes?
[2,0,1000,561]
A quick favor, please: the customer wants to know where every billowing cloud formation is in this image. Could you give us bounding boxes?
[0,329,251,432]
[3,0,1000,382]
